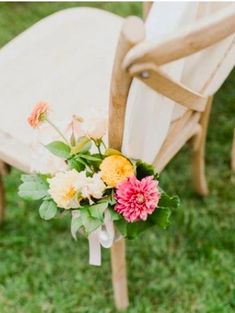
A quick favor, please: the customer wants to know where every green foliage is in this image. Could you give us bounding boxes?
[39,200,57,220]
[45,141,71,159]
[88,202,109,221]
[18,174,49,200]
[115,206,173,239]
[80,209,103,235]
[67,156,86,172]
[158,191,180,209]
[70,136,92,155]
[71,201,109,237]
[105,148,122,156]
[108,207,120,221]
[135,160,159,180]
[70,212,83,240]
[114,187,179,238]
[150,207,171,229]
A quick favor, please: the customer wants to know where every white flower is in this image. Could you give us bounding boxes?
[48,170,81,209]
[76,171,106,202]
[76,171,92,199]
[88,173,106,199]
[48,170,106,209]
[81,109,107,139]
[30,144,68,175]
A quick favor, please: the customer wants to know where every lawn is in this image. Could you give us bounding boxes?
[0,2,235,313]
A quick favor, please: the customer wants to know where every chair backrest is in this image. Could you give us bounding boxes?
[124,4,235,68]
[109,3,235,164]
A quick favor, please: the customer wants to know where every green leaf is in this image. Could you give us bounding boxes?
[67,157,86,172]
[108,191,116,206]
[105,148,122,156]
[150,207,171,229]
[71,211,83,240]
[18,175,49,200]
[136,160,158,180]
[108,207,121,221]
[39,201,57,220]
[70,136,92,155]
[79,154,102,162]
[115,206,172,239]
[75,157,88,167]
[45,141,71,159]
[80,210,102,235]
[158,192,180,209]
[81,153,102,172]
[126,220,150,239]
[89,202,108,221]
[115,218,127,237]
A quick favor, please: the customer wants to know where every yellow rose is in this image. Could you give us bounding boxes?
[100,155,134,187]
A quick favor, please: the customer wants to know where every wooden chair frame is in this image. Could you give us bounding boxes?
[232,129,235,172]
[109,4,235,309]
[0,3,234,310]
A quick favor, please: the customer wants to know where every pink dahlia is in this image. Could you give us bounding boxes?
[115,176,161,223]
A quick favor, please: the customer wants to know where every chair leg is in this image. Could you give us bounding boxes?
[231,128,235,172]
[111,238,129,310]
[0,161,9,224]
[0,174,5,224]
[192,96,213,196]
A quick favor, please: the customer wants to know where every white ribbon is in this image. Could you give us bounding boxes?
[88,209,116,266]
[88,229,102,266]
[71,209,119,266]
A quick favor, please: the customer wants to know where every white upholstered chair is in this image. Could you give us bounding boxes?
[0,2,234,309]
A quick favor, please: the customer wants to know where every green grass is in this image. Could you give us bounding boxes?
[0,2,235,312]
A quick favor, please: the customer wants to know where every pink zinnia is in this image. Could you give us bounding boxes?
[115,176,161,223]
[28,101,49,128]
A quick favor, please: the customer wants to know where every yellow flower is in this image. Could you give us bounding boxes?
[100,155,134,187]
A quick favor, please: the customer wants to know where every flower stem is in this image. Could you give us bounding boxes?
[97,144,103,158]
[92,138,103,159]
[101,139,107,150]
[46,118,69,145]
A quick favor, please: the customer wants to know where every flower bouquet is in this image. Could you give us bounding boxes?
[19,102,179,265]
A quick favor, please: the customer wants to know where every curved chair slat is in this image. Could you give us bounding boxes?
[123,4,235,69]
[154,112,201,172]
[129,62,208,112]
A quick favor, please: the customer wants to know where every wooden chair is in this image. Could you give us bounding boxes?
[108,3,235,309]
[232,129,235,172]
[0,3,234,310]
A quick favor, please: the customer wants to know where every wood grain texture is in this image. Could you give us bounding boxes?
[192,96,213,196]
[0,168,5,224]
[129,62,208,111]
[143,2,153,20]
[154,112,201,172]
[109,16,145,150]
[0,161,10,225]
[231,128,235,172]
[109,16,145,311]
[111,239,128,310]
[123,4,235,69]
[0,161,10,176]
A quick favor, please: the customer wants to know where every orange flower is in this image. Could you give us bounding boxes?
[28,101,49,128]
[100,155,134,187]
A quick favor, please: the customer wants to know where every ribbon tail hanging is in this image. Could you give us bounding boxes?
[88,228,101,266]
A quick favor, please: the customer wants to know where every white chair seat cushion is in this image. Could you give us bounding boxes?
[0,7,122,149]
